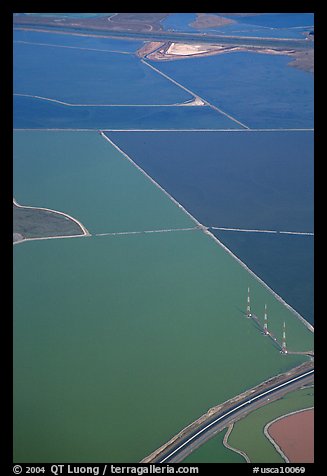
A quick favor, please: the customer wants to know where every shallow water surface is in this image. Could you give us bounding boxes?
[151,52,313,129]
[14,43,192,105]
[13,131,194,233]
[14,232,311,462]
[14,96,240,130]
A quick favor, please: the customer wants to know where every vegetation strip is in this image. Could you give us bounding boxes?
[13,197,90,243]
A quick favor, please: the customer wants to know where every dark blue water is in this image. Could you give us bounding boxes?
[150,52,313,129]
[14,96,240,130]
[14,42,192,105]
[213,230,314,323]
[13,28,145,52]
[107,131,313,232]
[106,131,313,322]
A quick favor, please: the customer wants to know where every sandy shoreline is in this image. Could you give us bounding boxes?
[143,41,313,72]
[147,41,296,61]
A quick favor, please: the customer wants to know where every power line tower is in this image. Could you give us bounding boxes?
[263,304,269,335]
[281,321,288,354]
[246,287,252,318]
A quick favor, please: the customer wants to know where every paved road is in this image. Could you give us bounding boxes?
[13,23,313,50]
[148,367,314,463]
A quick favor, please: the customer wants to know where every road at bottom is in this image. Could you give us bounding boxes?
[147,365,314,463]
